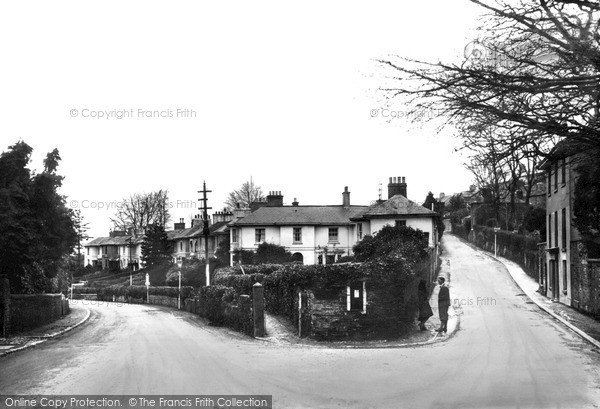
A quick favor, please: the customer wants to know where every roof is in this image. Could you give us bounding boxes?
[86,221,231,246]
[230,205,369,226]
[85,235,144,247]
[352,195,437,219]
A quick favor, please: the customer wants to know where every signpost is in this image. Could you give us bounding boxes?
[494,227,500,258]
[145,273,150,304]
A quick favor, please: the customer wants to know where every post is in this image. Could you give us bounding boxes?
[145,273,150,304]
[252,282,265,337]
[178,270,181,310]
[198,181,212,287]
[495,232,497,258]
[494,227,500,258]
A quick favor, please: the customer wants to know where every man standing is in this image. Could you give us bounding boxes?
[437,276,450,333]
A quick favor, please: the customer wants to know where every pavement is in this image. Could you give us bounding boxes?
[456,235,600,351]
[0,300,90,357]
[2,234,599,408]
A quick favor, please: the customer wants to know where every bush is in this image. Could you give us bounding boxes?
[353,225,429,263]
[165,259,218,287]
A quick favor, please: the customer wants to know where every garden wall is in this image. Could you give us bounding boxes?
[8,294,70,333]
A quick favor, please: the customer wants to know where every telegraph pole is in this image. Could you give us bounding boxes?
[198,181,212,286]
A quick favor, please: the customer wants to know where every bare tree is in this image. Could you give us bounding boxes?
[111,189,171,233]
[225,179,265,210]
[378,0,600,157]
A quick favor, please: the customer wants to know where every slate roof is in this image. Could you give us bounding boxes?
[85,235,144,246]
[352,195,437,219]
[86,221,231,246]
[230,205,369,226]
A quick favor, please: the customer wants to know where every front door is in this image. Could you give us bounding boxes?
[350,283,363,311]
[549,260,559,300]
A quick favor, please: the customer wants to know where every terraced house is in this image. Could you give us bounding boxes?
[539,143,600,316]
[228,177,440,267]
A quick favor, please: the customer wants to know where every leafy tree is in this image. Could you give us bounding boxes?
[225,179,264,210]
[214,235,231,268]
[522,206,546,239]
[573,153,600,258]
[447,194,466,213]
[141,224,172,266]
[0,141,77,293]
[72,209,90,266]
[112,190,171,232]
[353,225,429,263]
[254,242,292,265]
[232,249,255,265]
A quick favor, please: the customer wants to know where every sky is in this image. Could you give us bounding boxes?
[0,0,485,238]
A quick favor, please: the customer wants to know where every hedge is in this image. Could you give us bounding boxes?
[80,285,196,302]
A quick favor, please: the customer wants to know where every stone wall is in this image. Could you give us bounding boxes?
[296,281,418,341]
[570,241,600,317]
[8,294,70,333]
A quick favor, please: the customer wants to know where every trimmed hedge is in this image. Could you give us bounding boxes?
[471,225,540,279]
[79,285,195,302]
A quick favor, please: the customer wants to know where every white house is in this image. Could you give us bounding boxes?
[229,178,440,266]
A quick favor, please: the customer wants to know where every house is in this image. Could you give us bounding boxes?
[538,143,600,315]
[229,190,368,265]
[168,211,232,263]
[84,210,235,270]
[84,229,144,270]
[229,177,440,266]
[352,177,438,247]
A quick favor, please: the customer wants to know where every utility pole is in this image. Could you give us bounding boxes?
[198,181,212,286]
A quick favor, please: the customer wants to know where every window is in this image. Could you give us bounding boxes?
[547,170,552,196]
[395,220,407,227]
[328,227,339,243]
[231,228,239,243]
[562,260,567,294]
[561,208,567,250]
[87,248,89,255]
[561,159,566,185]
[554,162,558,192]
[554,211,559,248]
[548,214,552,247]
[293,227,302,244]
[255,228,265,243]
[357,223,363,240]
[424,232,430,244]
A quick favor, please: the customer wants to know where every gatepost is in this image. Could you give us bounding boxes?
[252,282,265,337]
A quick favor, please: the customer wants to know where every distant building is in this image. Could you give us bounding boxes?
[229,177,440,266]
[84,228,143,270]
[84,210,234,270]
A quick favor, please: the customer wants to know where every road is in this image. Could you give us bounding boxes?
[2,234,600,408]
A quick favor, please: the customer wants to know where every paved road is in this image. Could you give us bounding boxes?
[2,234,599,408]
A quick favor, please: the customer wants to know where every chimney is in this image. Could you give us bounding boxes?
[266,191,284,207]
[388,176,407,198]
[213,209,234,223]
[342,186,350,207]
[292,197,299,206]
[174,218,186,230]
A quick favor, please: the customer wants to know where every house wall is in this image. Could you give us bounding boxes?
[545,157,574,305]
[232,224,357,266]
